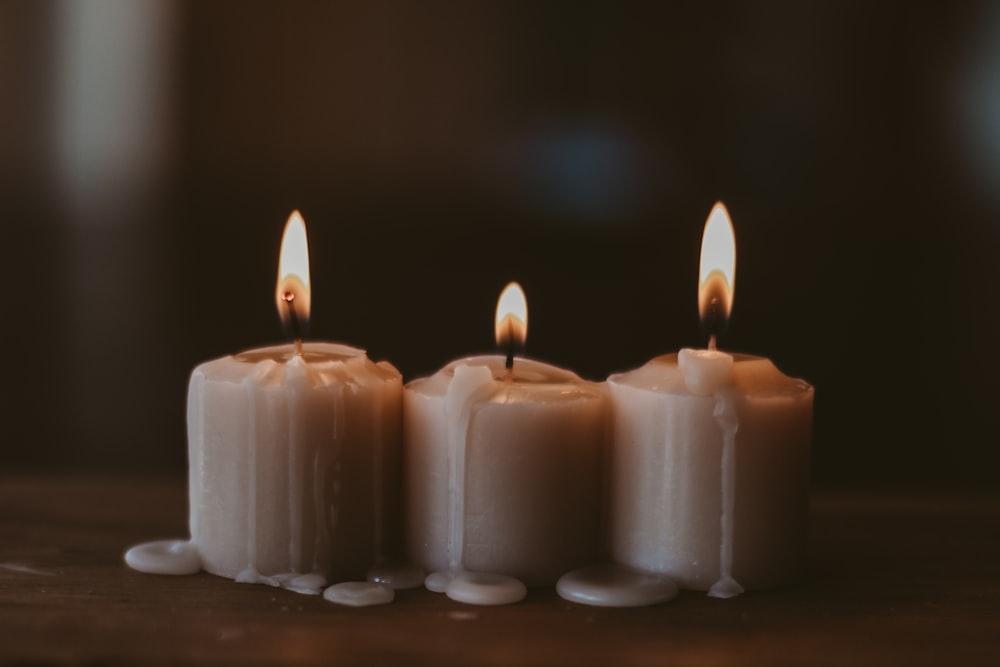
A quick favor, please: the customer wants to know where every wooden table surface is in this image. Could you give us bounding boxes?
[0,476,997,666]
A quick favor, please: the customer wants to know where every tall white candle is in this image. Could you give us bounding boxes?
[403,283,608,602]
[607,203,814,597]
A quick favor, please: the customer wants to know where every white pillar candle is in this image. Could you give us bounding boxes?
[190,211,404,591]
[188,340,402,588]
[608,351,813,593]
[125,211,403,598]
[403,283,608,601]
[607,202,814,597]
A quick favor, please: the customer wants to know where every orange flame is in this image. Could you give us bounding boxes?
[275,210,311,336]
[495,281,527,350]
[698,202,736,329]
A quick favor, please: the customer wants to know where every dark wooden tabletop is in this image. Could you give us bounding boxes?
[1,476,997,666]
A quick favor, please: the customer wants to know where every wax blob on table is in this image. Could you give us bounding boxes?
[323,581,395,607]
[124,540,201,576]
[556,564,679,607]
[607,351,813,594]
[443,571,527,605]
[403,355,608,598]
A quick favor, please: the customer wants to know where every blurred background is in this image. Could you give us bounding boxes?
[2,0,997,487]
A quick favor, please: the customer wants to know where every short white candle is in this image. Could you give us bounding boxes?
[188,340,402,588]
[403,283,608,601]
[126,211,403,596]
[608,351,813,593]
[607,202,814,597]
[190,211,403,591]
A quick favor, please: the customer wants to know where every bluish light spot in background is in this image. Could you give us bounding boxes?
[957,2,1000,210]
[505,121,653,225]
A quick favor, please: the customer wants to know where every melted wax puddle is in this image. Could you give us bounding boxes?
[123,539,423,606]
[426,569,527,605]
[123,540,690,609]
[556,564,678,607]
[121,542,709,608]
[324,581,394,607]
[124,540,201,576]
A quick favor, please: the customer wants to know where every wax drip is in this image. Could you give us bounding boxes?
[446,384,473,573]
[246,377,258,576]
[288,394,301,573]
[708,389,743,599]
[426,364,523,602]
[236,361,282,584]
[189,370,205,553]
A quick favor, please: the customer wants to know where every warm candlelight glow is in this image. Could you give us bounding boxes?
[698,202,736,338]
[276,210,311,339]
[495,282,528,351]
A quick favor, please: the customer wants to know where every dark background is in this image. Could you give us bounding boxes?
[2,1,997,487]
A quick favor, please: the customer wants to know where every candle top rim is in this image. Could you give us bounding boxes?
[192,341,402,387]
[233,341,364,365]
[608,352,813,397]
[405,354,603,400]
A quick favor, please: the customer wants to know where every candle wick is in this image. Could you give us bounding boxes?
[503,343,516,383]
[702,297,726,349]
[282,292,306,347]
[501,317,517,380]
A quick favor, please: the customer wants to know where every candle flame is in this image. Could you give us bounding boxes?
[698,202,736,332]
[495,281,527,350]
[276,210,311,337]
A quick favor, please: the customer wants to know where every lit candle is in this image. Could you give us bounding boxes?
[606,202,814,598]
[125,211,404,601]
[402,282,609,605]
